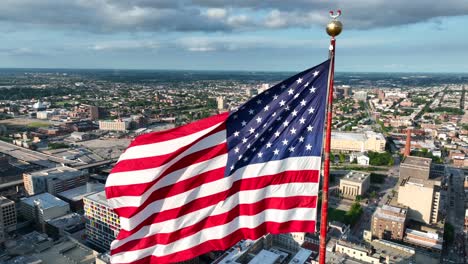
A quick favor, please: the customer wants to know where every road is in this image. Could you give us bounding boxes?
[442,167,466,264]
[0,140,83,168]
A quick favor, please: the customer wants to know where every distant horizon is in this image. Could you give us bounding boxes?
[0,66,467,75]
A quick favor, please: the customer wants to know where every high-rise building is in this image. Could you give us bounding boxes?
[216,96,227,111]
[83,191,120,251]
[399,156,431,180]
[339,171,370,199]
[0,196,16,243]
[398,177,441,224]
[378,89,386,100]
[342,85,351,97]
[371,205,407,241]
[397,156,441,224]
[88,105,100,120]
[23,166,89,196]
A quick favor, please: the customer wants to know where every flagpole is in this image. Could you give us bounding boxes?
[318,10,343,264]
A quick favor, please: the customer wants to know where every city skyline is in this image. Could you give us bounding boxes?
[0,1,467,72]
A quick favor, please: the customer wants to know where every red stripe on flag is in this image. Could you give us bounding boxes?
[110,125,226,174]
[125,112,228,148]
[111,196,317,255]
[112,220,316,264]
[106,143,227,200]
[114,170,319,231]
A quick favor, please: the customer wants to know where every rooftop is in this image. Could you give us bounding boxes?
[331,131,385,142]
[402,156,432,168]
[249,249,279,264]
[332,132,366,141]
[0,196,14,206]
[401,177,441,188]
[374,205,407,223]
[58,182,104,201]
[341,171,370,183]
[21,192,68,209]
[28,165,87,179]
[84,190,110,207]
[46,212,85,229]
[288,248,312,264]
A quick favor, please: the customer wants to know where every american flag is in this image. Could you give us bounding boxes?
[105,59,330,264]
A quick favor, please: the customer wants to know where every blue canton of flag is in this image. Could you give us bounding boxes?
[226,59,330,176]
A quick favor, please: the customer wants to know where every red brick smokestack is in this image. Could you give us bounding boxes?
[404,128,411,157]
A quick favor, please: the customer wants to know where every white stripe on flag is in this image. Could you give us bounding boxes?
[112,182,319,248]
[116,156,321,229]
[117,122,224,162]
[108,154,228,209]
[106,130,226,188]
[111,207,317,263]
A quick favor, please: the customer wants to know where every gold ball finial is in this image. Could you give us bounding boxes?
[326,10,343,37]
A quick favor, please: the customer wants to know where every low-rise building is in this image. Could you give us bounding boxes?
[98,119,130,131]
[339,171,370,200]
[404,229,443,251]
[331,131,386,153]
[371,205,407,241]
[334,240,380,264]
[46,212,85,240]
[20,193,70,229]
[354,91,368,102]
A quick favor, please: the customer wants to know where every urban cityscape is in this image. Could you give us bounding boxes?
[0,1,468,264]
[0,68,466,263]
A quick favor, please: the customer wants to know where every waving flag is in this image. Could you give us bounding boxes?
[105,59,330,264]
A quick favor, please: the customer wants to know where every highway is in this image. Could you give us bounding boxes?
[0,140,83,168]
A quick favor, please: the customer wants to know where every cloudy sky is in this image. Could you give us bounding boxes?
[0,0,468,72]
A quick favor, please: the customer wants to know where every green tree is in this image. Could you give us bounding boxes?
[346,202,363,226]
[444,223,454,244]
[339,153,346,163]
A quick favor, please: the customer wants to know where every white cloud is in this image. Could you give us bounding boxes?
[204,8,227,19]
[90,40,159,51]
[0,0,467,33]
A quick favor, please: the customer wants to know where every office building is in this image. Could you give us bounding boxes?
[397,156,441,224]
[57,182,104,212]
[216,96,227,110]
[88,105,100,120]
[331,131,386,153]
[46,212,85,240]
[339,171,370,199]
[98,119,130,131]
[0,197,16,243]
[20,193,70,227]
[83,191,120,251]
[371,205,407,241]
[398,177,441,224]
[23,166,89,196]
[399,156,432,180]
